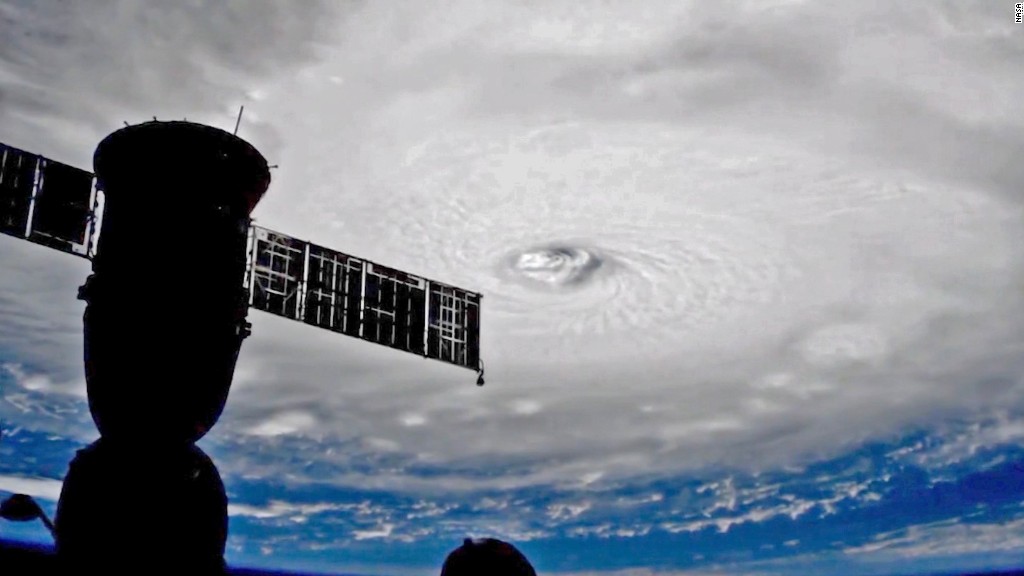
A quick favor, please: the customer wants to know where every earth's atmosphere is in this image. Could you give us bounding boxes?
[1,1,1023,575]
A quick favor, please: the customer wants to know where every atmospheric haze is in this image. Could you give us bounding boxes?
[0,1,1023,574]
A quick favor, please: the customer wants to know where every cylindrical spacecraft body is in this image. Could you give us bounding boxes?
[83,121,270,445]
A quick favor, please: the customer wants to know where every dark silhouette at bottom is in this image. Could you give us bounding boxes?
[441,537,537,576]
[54,439,227,574]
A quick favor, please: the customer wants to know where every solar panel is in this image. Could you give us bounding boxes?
[362,262,427,355]
[249,227,306,319]
[28,159,95,253]
[427,282,481,370]
[244,225,482,372]
[0,144,38,239]
[303,243,363,337]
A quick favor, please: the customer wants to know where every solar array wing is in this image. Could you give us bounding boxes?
[246,225,482,372]
[0,143,97,257]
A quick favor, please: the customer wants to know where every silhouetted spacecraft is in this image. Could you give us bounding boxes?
[0,121,485,389]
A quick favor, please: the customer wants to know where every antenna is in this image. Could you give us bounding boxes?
[233,105,244,136]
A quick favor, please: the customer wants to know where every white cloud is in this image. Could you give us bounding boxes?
[228,501,300,519]
[352,523,394,540]
[243,411,318,438]
[844,516,1024,558]
[0,475,63,502]
[547,501,592,521]
[2,363,85,400]
[658,475,889,535]
[906,413,1024,469]
[556,569,749,576]
[2,364,55,394]
[399,413,428,427]
[511,399,543,416]
[228,499,382,520]
[406,500,456,520]
[662,501,811,536]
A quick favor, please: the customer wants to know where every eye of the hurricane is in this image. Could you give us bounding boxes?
[506,245,604,288]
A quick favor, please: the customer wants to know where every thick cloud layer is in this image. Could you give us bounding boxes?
[216,0,1024,492]
[1,0,1022,503]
